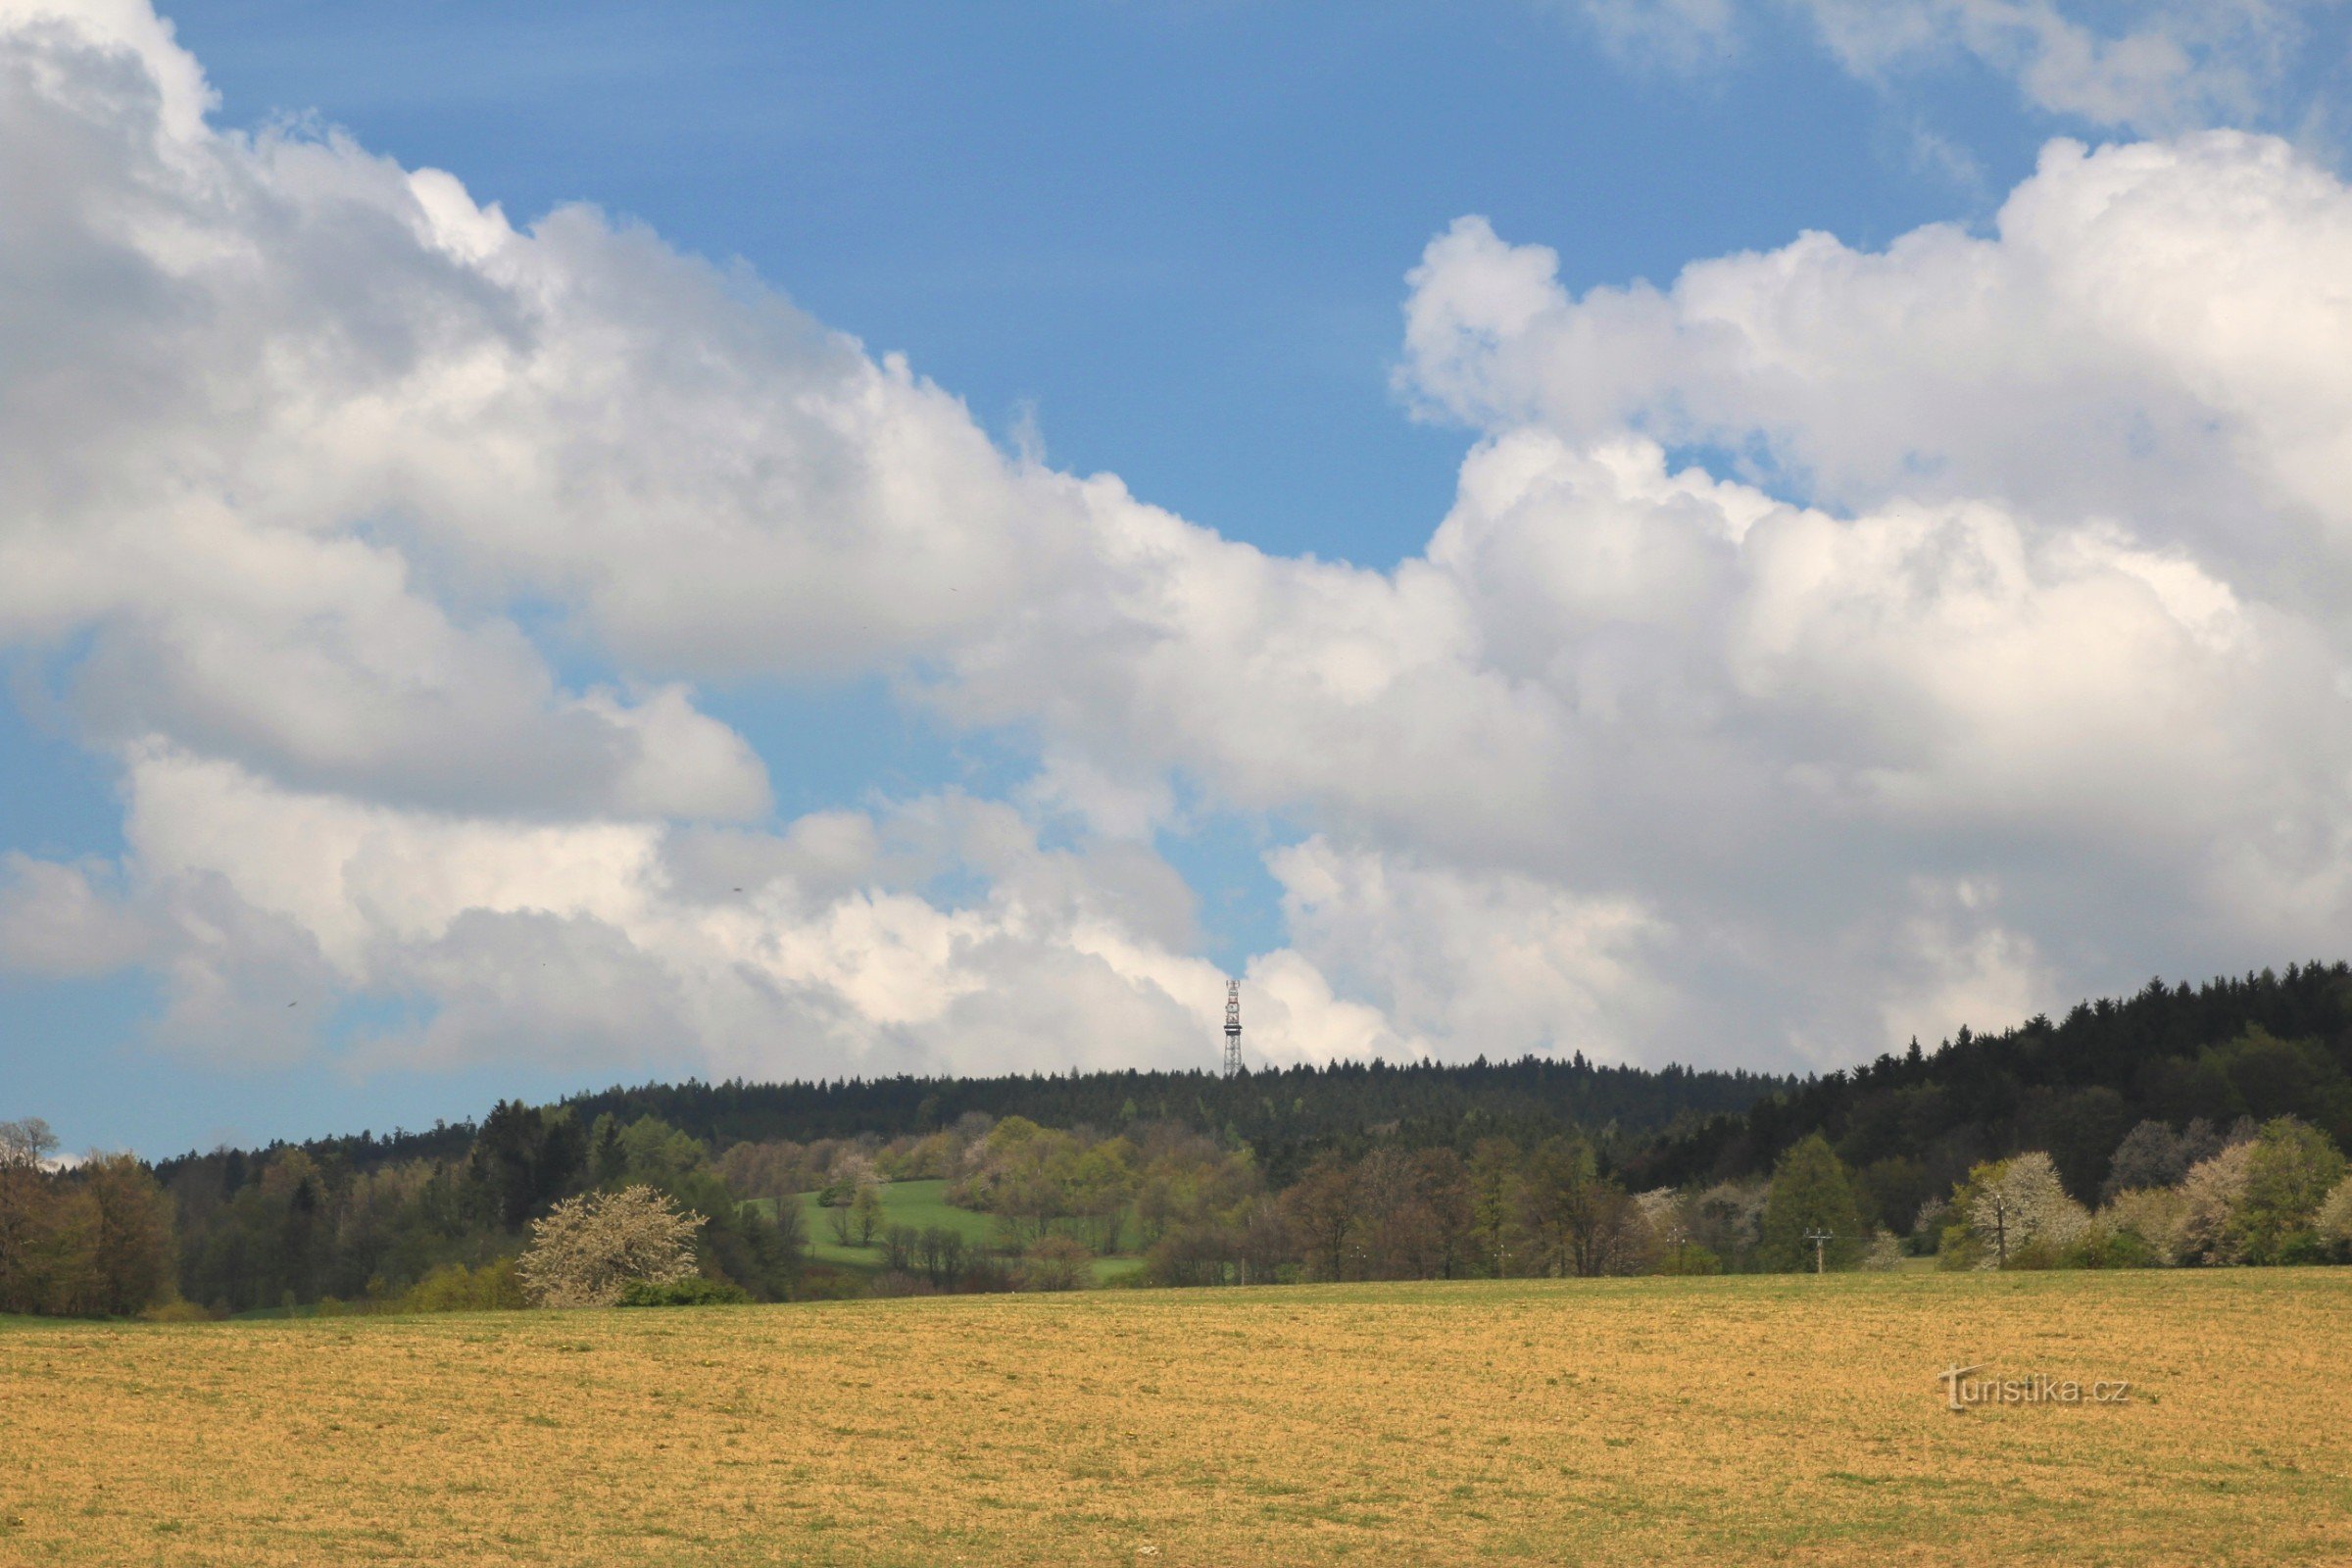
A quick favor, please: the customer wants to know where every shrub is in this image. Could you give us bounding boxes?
[1021,1234,1093,1292]
[1653,1243,1723,1276]
[2062,1219,2160,1269]
[615,1277,749,1307]
[2096,1187,2187,1266]
[402,1259,526,1313]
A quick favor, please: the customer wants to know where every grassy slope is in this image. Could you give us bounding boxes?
[752,1178,1144,1282]
[3,1270,2346,1565]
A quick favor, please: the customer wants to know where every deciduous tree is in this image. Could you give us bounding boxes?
[516,1185,701,1308]
[1760,1134,1864,1271]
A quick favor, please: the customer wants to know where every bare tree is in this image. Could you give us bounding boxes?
[1281,1154,1357,1281]
[0,1118,59,1168]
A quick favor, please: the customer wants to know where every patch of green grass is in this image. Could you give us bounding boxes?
[753,1179,1143,1283]
[741,1179,1000,1268]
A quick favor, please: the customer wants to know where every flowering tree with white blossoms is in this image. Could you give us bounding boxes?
[515,1185,702,1307]
[1964,1152,2088,1268]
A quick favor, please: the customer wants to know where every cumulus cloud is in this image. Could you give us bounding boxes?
[0,748,1406,1075]
[1272,838,1673,1063]
[1400,134,2352,588]
[12,0,2352,1089]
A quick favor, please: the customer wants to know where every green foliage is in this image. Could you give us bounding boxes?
[0,1139,177,1318]
[1652,1243,1722,1276]
[1638,964,2352,1196]
[304,1053,1795,1193]
[789,1179,998,1264]
[2063,1226,2161,1270]
[2199,1030,2352,1146]
[469,1102,586,1231]
[851,1183,886,1246]
[1850,1156,1929,1236]
[616,1277,750,1307]
[955,1120,1139,1251]
[401,1259,525,1313]
[2230,1117,2347,1264]
[1759,1135,1864,1271]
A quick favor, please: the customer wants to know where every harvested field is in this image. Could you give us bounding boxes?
[3,1270,2347,1566]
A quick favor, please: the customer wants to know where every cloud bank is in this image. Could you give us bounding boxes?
[9,0,2352,1088]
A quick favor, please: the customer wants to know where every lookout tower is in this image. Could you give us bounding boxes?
[1222,979,1243,1077]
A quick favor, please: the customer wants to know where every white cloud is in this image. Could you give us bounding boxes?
[0,749,1392,1075]
[0,853,152,976]
[1399,134,2352,578]
[1272,837,1673,1063]
[13,1,2352,1089]
[1790,0,2321,134]
[1572,0,1740,72]
[1564,1,2345,138]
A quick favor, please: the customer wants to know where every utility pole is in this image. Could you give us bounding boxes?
[1805,1228,1835,1276]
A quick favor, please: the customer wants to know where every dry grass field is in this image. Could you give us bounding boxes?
[4,1269,2348,1567]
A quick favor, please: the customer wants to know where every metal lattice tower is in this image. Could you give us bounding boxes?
[1222,979,1243,1077]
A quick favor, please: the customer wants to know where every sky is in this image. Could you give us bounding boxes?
[7,0,2352,1156]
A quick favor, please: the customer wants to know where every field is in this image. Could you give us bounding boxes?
[761,1179,1144,1283]
[3,1270,2348,1566]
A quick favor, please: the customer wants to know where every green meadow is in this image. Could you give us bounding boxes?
[749,1179,1144,1282]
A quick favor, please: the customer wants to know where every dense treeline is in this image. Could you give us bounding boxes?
[24,963,2352,1318]
[0,1119,174,1316]
[154,1103,809,1316]
[1629,963,2352,1220]
[270,1054,1798,1188]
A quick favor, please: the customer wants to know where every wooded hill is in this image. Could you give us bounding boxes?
[1627,962,2352,1216]
[220,1054,1800,1190]
[162,962,2352,1202]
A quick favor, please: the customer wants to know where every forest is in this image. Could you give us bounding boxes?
[9,963,2352,1317]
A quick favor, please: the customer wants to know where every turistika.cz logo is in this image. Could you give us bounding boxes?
[1937,1364,2132,1412]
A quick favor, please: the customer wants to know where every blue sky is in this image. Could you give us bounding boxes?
[9,0,2352,1155]
[164,0,2026,566]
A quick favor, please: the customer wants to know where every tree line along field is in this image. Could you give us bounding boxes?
[4,1269,2347,1567]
